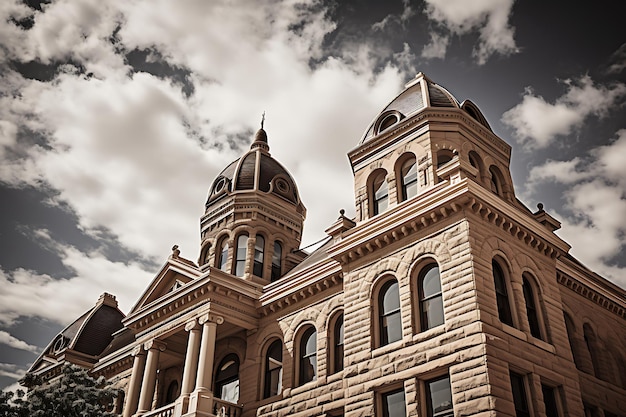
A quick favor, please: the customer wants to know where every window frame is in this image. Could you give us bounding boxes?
[271,241,283,281]
[509,371,531,417]
[253,233,265,278]
[423,373,454,417]
[216,236,229,272]
[234,233,248,276]
[522,273,545,340]
[263,339,283,399]
[396,154,418,203]
[297,325,317,386]
[376,278,402,348]
[214,353,240,403]
[541,383,563,417]
[328,312,344,374]
[370,170,389,216]
[492,259,515,327]
[417,263,445,332]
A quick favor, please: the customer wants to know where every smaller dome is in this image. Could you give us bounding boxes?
[206,128,302,207]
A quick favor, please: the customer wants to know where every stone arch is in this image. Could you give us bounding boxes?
[319,295,344,330]
[284,308,321,348]
[356,256,402,298]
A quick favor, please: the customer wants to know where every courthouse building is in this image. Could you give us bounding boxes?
[27,73,626,417]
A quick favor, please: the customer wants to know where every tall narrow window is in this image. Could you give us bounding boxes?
[372,173,388,215]
[381,388,406,417]
[522,275,542,339]
[425,374,453,417]
[418,264,444,331]
[215,354,239,403]
[489,166,502,195]
[263,340,283,399]
[253,234,265,277]
[400,157,417,201]
[583,324,602,378]
[217,238,229,272]
[299,327,317,385]
[271,241,282,281]
[563,313,582,370]
[541,384,560,417]
[379,280,402,346]
[493,260,514,326]
[331,313,344,374]
[234,234,248,276]
[510,372,530,417]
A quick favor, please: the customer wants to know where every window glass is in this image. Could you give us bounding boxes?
[373,173,388,215]
[382,388,406,417]
[253,234,265,277]
[215,355,239,403]
[426,375,453,417]
[264,340,283,398]
[489,166,501,195]
[419,264,444,330]
[523,276,542,339]
[400,158,418,201]
[271,241,282,281]
[235,234,248,276]
[218,239,229,271]
[541,384,559,417]
[333,314,344,373]
[493,260,513,326]
[299,327,317,385]
[379,280,402,345]
[510,372,530,417]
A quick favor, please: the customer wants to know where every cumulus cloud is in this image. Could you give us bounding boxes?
[0,332,39,353]
[606,43,626,74]
[422,0,518,64]
[0,364,26,381]
[0,230,153,325]
[372,0,415,31]
[502,76,626,149]
[528,130,626,286]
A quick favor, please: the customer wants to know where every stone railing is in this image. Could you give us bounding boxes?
[142,403,175,417]
[212,398,243,417]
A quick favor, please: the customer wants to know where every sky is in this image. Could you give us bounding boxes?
[0,0,624,391]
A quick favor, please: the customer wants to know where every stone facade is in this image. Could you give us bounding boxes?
[27,72,626,417]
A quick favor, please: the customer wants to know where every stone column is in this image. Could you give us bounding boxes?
[181,320,202,396]
[136,339,166,414]
[188,313,224,415]
[123,346,146,417]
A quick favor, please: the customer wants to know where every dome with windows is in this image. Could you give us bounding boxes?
[359,72,492,144]
[206,128,303,211]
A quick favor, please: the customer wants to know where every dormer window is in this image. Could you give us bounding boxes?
[374,111,404,135]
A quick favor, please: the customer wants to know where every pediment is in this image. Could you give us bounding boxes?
[128,258,201,315]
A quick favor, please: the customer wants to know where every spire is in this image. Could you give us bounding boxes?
[251,111,269,151]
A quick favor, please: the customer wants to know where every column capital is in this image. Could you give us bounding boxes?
[143,339,167,352]
[185,319,201,332]
[131,345,146,357]
[199,313,224,325]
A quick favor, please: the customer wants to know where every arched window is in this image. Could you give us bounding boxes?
[271,241,282,281]
[371,171,388,216]
[217,237,229,272]
[468,151,483,180]
[583,324,602,379]
[522,275,543,339]
[379,280,402,346]
[263,339,283,399]
[399,156,417,202]
[215,354,239,403]
[165,380,179,404]
[298,327,317,385]
[563,313,582,370]
[418,264,444,331]
[489,166,503,196]
[329,313,344,374]
[436,150,454,168]
[234,233,248,276]
[253,234,265,277]
[493,260,514,326]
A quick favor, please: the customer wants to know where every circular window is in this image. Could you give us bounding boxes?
[213,177,226,194]
[275,178,290,194]
[53,335,68,353]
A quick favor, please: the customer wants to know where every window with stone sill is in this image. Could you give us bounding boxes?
[418,263,445,332]
[234,233,248,277]
[329,312,344,374]
[522,274,544,340]
[297,326,317,386]
[263,339,283,399]
[509,371,531,417]
[377,279,402,347]
[493,259,514,327]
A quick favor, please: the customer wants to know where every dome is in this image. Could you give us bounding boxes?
[359,72,492,144]
[206,128,301,207]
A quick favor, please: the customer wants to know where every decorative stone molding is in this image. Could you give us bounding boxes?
[143,339,167,352]
[199,313,224,325]
[557,272,626,319]
[260,273,342,317]
[185,319,201,332]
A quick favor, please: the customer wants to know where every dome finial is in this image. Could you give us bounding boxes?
[261,111,265,129]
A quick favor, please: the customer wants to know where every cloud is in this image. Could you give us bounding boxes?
[0,364,26,381]
[502,76,626,148]
[527,130,626,287]
[372,0,415,31]
[422,0,518,64]
[0,230,153,325]
[606,43,626,74]
[0,332,39,353]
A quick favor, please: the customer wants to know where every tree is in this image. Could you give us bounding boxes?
[2,365,117,417]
